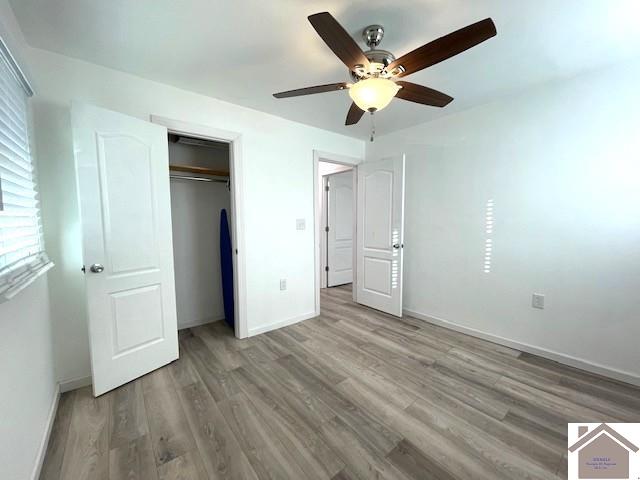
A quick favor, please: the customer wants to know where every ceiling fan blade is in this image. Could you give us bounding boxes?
[395,81,453,107]
[308,12,370,71]
[387,18,496,77]
[345,102,364,125]
[273,82,348,98]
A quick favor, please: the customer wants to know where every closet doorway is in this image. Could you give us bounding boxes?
[168,135,230,330]
[152,116,247,339]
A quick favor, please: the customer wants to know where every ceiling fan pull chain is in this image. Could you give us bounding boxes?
[370,111,376,142]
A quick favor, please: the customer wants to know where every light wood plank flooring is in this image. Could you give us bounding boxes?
[41,285,640,479]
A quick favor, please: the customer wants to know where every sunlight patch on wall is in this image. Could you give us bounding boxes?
[484,199,494,273]
[391,228,400,289]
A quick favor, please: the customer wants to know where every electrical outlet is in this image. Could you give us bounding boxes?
[296,218,306,230]
[280,279,287,291]
[532,293,545,309]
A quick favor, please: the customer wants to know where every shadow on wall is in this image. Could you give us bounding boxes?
[33,100,91,385]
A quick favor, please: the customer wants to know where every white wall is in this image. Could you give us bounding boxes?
[0,2,57,479]
[27,46,364,383]
[368,60,640,384]
[169,142,230,328]
[0,277,56,480]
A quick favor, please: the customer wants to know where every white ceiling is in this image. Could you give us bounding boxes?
[9,0,640,139]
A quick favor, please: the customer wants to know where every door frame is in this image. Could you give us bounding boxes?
[313,150,361,315]
[151,115,248,338]
[320,175,329,289]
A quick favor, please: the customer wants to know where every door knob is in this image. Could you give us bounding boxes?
[90,263,105,273]
[393,244,401,249]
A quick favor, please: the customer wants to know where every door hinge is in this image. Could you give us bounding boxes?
[325,266,329,272]
[324,185,329,191]
[325,226,329,232]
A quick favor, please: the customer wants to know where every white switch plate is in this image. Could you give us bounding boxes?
[296,218,305,230]
[280,279,287,291]
[532,293,545,309]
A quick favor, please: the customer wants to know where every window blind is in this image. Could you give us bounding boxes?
[0,38,51,301]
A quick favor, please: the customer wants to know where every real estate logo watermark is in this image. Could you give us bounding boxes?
[568,423,640,479]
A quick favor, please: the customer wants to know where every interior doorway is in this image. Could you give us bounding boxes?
[314,151,407,319]
[313,151,361,314]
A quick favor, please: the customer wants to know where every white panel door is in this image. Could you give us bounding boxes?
[72,102,178,396]
[356,155,405,316]
[327,170,353,286]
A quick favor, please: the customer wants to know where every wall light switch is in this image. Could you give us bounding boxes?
[296,218,306,230]
[280,279,287,291]
[532,293,545,309]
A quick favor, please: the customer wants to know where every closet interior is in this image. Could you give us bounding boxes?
[167,133,234,332]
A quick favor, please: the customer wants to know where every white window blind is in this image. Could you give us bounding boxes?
[0,38,52,301]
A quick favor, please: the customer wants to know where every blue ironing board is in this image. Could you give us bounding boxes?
[220,209,235,329]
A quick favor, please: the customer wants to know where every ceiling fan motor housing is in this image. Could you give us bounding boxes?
[351,25,404,81]
[350,49,402,81]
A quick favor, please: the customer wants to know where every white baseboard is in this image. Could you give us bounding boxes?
[248,311,317,337]
[178,315,224,330]
[31,384,60,480]
[59,375,92,393]
[404,308,640,387]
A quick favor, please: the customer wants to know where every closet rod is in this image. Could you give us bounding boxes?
[170,174,228,184]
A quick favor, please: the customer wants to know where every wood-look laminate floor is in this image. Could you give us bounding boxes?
[41,285,640,480]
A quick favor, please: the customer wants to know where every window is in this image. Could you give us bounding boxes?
[0,38,52,301]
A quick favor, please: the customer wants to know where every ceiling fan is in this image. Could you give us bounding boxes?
[273,12,497,128]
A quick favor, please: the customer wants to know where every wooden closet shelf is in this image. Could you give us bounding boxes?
[169,165,229,177]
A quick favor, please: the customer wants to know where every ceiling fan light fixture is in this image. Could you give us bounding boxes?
[274,13,496,126]
[349,78,400,112]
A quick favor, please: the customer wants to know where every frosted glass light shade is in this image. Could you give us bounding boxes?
[348,78,401,112]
